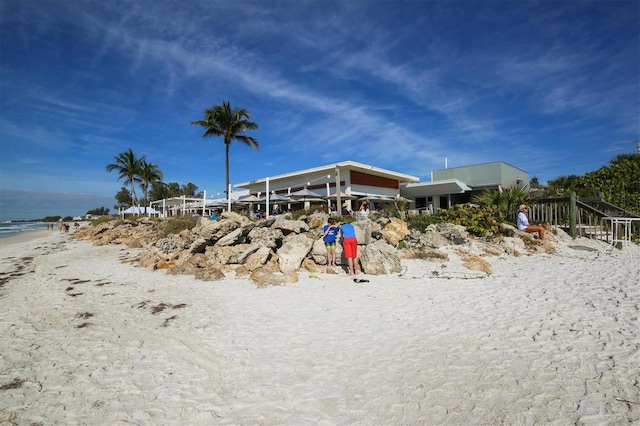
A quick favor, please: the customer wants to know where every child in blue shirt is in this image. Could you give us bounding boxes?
[322,218,339,267]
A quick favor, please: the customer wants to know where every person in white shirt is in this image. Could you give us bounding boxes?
[517,204,545,240]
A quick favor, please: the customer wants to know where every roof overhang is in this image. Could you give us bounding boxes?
[235,160,419,189]
[400,179,472,196]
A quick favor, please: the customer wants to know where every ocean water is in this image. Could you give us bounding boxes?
[0,221,51,238]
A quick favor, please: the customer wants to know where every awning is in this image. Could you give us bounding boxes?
[400,179,472,197]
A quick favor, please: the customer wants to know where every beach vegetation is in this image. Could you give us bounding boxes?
[90,216,115,226]
[546,153,640,214]
[406,213,443,232]
[379,197,412,219]
[472,182,530,222]
[161,215,198,237]
[436,203,501,237]
[192,101,259,198]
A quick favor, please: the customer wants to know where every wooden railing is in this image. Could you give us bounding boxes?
[527,192,640,242]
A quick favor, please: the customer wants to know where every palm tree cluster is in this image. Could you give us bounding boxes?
[106,149,163,210]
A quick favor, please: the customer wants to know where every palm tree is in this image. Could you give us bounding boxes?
[192,101,259,196]
[106,149,143,206]
[139,160,163,213]
[472,182,529,221]
[181,182,198,197]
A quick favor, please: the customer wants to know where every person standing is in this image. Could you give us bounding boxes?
[517,204,545,240]
[322,218,339,267]
[339,221,359,276]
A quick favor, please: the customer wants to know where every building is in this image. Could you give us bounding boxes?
[233,160,529,215]
[234,160,419,212]
[400,161,529,213]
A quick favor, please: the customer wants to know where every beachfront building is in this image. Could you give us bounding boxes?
[400,161,529,213]
[234,160,420,214]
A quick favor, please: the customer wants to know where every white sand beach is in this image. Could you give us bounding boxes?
[1,231,639,424]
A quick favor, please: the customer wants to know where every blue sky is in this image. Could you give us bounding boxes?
[1,0,638,221]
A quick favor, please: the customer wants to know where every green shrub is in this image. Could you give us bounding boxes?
[161,216,198,237]
[407,214,443,232]
[91,216,117,226]
[436,203,500,237]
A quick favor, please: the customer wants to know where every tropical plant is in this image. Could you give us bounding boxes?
[437,203,501,237]
[106,149,143,206]
[472,182,529,222]
[192,101,259,197]
[181,182,198,197]
[139,160,163,212]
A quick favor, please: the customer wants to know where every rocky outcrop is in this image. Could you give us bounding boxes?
[72,212,559,286]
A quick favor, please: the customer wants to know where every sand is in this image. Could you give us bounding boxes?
[1,231,639,425]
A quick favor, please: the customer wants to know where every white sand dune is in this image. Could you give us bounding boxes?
[1,231,639,424]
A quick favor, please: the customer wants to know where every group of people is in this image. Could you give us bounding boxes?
[321,218,359,276]
[321,203,544,277]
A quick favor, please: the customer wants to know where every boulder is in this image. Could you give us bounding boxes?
[249,268,299,287]
[381,218,409,246]
[193,219,239,244]
[194,268,226,281]
[359,239,402,275]
[215,228,245,246]
[351,220,372,244]
[460,254,492,275]
[273,217,310,235]
[277,234,315,273]
[247,226,284,249]
[436,223,469,245]
[205,244,251,267]
[243,246,273,271]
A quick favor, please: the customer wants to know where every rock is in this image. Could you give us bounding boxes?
[187,253,210,268]
[156,234,188,255]
[359,239,402,275]
[205,244,251,267]
[381,217,410,246]
[247,227,284,249]
[460,254,492,275]
[166,264,199,276]
[249,268,299,287]
[243,246,273,271]
[436,223,469,245]
[351,220,372,244]
[273,217,310,235]
[215,228,245,246]
[399,248,449,262]
[500,237,527,256]
[307,213,327,229]
[219,211,250,224]
[194,268,226,281]
[301,258,322,272]
[499,222,518,237]
[310,238,328,265]
[194,219,240,244]
[277,234,315,273]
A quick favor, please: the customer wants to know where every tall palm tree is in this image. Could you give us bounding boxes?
[139,160,163,213]
[192,101,259,196]
[106,149,143,206]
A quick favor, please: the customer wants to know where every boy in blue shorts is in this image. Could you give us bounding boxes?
[322,218,339,267]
